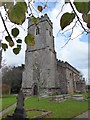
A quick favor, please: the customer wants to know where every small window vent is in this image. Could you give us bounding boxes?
[36,27,40,35]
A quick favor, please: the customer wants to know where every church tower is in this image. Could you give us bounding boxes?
[22,14,58,96]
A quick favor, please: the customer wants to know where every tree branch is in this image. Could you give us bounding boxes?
[61,31,84,48]
[56,3,65,19]
[69,2,88,33]
[0,11,13,41]
[68,20,78,38]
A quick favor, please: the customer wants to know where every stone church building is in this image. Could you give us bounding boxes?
[22,14,86,96]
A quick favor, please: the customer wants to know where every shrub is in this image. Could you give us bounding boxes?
[0,84,11,95]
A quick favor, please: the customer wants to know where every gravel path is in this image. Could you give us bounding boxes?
[72,110,90,119]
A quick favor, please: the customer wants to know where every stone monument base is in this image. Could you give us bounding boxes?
[6,89,28,119]
[7,108,28,119]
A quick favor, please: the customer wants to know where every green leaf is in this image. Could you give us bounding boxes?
[37,6,43,12]
[2,1,14,9]
[5,36,11,42]
[25,34,35,46]
[13,41,21,55]
[2,43,8,51]
[11,28,19,37]
[82,14,90,28]
[74,1,89,14]
[17,44,21,49]
[87,22,90,28]
[5,36,14,47]
[32,17,38,24]
[13,47,21,55]
[82,14,90,23]
[8,2,26,25]
[60,12,75,30]
[16,2,27,12]
[16,39,22,43]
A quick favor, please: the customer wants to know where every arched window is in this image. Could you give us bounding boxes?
[36,27,40,35]
[70,73,72,77]
[33,84,38,95]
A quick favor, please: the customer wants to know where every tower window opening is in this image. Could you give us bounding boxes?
[36,27,40,35]
[33,84,38,95]
[70,73,72,77]
[49,30,51,36]
[49,29,52,36]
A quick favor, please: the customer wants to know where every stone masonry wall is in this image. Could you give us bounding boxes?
[57,60,67,94]
[76,80,86,93]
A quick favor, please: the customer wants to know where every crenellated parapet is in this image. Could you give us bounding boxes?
[28,14,53,28]
[57,60,66,68]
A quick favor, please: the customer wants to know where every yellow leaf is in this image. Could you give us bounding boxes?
[37,6,43,12]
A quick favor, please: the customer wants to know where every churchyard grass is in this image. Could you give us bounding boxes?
[25,96,88,118]
[1,107,15,119]
[1,96,89,119]
[27,110,42,118]
[1,94,16,110]
[2,107,42,119]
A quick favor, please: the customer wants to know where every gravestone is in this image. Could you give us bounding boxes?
[7,89,27,119]
[72,94,85,101]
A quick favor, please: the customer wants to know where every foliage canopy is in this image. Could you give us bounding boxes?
[0,0,90,54]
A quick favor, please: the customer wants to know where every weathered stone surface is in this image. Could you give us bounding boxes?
[49,94,70,102]
[22,14,59,96]
[7,89,27,118]
[76,80,86,93]
[72,94,85,101]
[57,60,86,94]
[16,89,25,109]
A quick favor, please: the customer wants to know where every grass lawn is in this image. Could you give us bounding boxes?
[1,107,15,119]
[1,96,89,119]
[25,96,89,118]
[27,110,42,118]
[1,94,16,110]
[2,107,42,119]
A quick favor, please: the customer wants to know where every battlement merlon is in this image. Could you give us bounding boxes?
[28,14,53,29]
